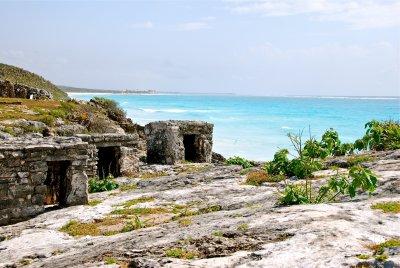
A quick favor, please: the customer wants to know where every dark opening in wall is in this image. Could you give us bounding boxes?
[97,146,121,179]
[183,134,197,161]
[44,161,71,206]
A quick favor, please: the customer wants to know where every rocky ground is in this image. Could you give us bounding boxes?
[0,151,399,268]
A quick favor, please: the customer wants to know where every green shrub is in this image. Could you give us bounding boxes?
[280,165,378,205]
[302,129,354,158]
[225,156,253,169]
[287,157,322,179]
[88,174,118,193]
[265,135,322,179]
[355,120,400,151]
[92,97,126,122]
[264,149,290,176]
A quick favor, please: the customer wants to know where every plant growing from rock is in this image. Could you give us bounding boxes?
[88,174,118,193]
[265,131,323,179]
[225,156,253,169]
[280,165,378,205]
[355,120,400,151]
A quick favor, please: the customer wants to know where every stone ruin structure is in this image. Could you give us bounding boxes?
[76,133,140,179]
[0,133,140,226]
[0,137,91,226]
[0,80,53,100]
[145,120,213,165]
[0,120,212,225]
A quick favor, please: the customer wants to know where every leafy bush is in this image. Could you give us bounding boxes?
[264,134,322,179]
[92,97,126,122]
[303,129,354,158]
[355,120,400,151]
[225,156,253,169]
[287,157,322,179]
[264,149,290,176]
[280,165,378,205]
[88,174,118,193]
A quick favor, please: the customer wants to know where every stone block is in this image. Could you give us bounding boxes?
[31,194,45,205]
[29,161,48,172]
[34,185,47,195]
[0,199,18,209]
[31,172,46,185]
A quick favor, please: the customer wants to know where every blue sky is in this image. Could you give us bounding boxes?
[0,0,399,96]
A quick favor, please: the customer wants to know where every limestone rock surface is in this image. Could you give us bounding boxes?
[0,151,399,268]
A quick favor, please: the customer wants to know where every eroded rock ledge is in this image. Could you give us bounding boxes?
[0,150,399,268]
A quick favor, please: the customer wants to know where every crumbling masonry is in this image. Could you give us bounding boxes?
[145,120,213,165]
[0,137,91,225]
[0,133,140,226]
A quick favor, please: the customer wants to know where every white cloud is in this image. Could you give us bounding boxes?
[130,21,153,29]
[179,16,216,31]
[180,22,210,31]
[226,0,400,29]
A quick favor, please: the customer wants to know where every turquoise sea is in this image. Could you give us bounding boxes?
[70,93,400,161]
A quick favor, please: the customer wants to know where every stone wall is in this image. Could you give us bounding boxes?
[0,80,53,100]
[76,133,140,178]
[145,120,213,165]
[0,137,92,226]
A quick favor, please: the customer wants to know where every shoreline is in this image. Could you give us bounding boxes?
[67,92,400,100]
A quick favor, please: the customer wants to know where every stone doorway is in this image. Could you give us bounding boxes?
[44,161,71,206]
[97,147,121,179]
[183,134,198,162]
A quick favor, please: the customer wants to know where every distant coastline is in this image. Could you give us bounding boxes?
[59,85,157,95]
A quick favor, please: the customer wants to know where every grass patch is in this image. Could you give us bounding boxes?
[371,202,400,213]
[120,185,138,191]
[246,170,286,186]
[212,232,224,237]
[237,225,249,230]
[178,165,211,174]
[178,218,192,227]
[375,240,400,254]
[60,218,124,236]
[105,259,117,265]
[375,254,389,261]
[198,204,222,214]
[140,172,168,179]
[120,197,154,208]
[165,248,196,259]
[87,200,102,206]
[356,254,370,259]
[347,155,374,166]
[111,207,167,216]
[171,204,221,220]
[59,216,147,237]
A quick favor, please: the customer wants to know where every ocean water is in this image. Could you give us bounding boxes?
[70,93,400,161]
